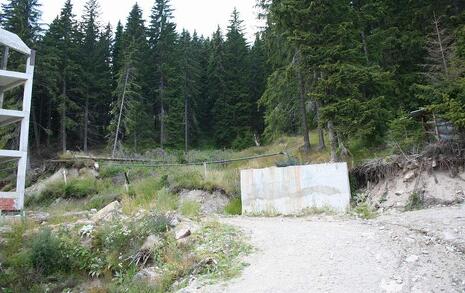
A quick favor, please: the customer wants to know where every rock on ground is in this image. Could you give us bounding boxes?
[91,201,121,223]
[134,266,162,285]
[196,204,465,293]
[179,189,229,214]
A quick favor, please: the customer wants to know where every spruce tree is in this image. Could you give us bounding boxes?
[215,9,253,148]
[149,0,180,148]
[0,0,41,45]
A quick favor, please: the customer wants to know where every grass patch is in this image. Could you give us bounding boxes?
[224,197,242,215]
[180,200,201,218]
[28,177,99,207]
[353,203,377,219]
[405,192,424,211]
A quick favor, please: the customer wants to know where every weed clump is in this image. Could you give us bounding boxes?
[224,197,242,215]
[180,200,201,218]
[405,192,424,211]
[353,203,377,219]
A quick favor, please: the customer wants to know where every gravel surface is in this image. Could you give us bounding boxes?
[194,204,465,293]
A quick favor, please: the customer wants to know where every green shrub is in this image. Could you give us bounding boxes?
[353,203,377,219]
[405,192,424,211]
[30,229,68,276]
[138,214,171,235]
[224,197,242,215]
[36,177,98,204]
[387,113,425,154]
[99,165,126,178]
[180,200,201,218]
[86,193,120,210]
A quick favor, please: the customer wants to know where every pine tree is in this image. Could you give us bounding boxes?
[0,0,41,45]
[201,28,225,145]
[109,4,151,150]
[215,9,253,149]
[179,30,201,152]
[248,35,268,144]
[149,0,180,148]
[112,21,124,84]
[80,0,101,152]
[39,0,80,153]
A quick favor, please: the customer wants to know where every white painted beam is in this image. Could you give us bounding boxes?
[0,70,30,91]
[0,109,25,127]
[0,192,17,199]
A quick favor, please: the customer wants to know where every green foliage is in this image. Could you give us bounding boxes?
[30,229,69,276]
[86,193,120,210]
[353,203,377,220]
[154,188,179,213]
[224,197,242,215]
[405,192,424,211]
[180,200,201,218]
[37,177,98,203]
[387,113,425,153]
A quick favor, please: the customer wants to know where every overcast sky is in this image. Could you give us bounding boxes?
[1,0,264,41]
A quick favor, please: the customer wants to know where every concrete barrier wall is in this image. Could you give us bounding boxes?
[240,163,351,215]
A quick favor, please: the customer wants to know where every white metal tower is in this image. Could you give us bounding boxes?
[0,28,35,212]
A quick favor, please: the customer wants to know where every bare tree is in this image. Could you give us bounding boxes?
[423,12,454,83]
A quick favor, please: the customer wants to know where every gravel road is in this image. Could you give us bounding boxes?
[194,204,465,293]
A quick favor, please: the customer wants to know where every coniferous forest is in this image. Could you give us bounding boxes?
[1,0,465,156]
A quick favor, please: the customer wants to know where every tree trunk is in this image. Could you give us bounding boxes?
[327,120,338,162]
[434,13,449,78]
[61,79,67,154]
[160,76,165,149]
[83,96,89,153]
[46,99,52,147]
[296,50,310,152]
[31,102,40,150]
[184,95,188,154]
[360,30,369,64]
[315,101,325,150]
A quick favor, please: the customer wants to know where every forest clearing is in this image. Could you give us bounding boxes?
[1,0,465,292]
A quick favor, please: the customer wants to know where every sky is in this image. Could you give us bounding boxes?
[3,0,264,41]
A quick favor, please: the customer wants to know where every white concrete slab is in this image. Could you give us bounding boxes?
[241,163,351,215]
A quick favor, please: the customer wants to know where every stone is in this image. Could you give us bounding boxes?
[403,170,416,182]
[174,222,200,240]
[27,211,50,223]
[91,201,121,223]
[78,167,99,178]
[141,235,162,251]
[134,267,162,285]
[175,227,191,240]
[380,279,403,293]
[406,255,419,263]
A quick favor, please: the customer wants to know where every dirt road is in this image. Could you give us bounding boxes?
[196,204,465,293]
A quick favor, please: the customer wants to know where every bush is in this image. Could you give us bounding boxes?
[31,229,68,276]
[224,197,242,215]
[138,214,171,235]
[353,203,377,219]
[405,192,424,211]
